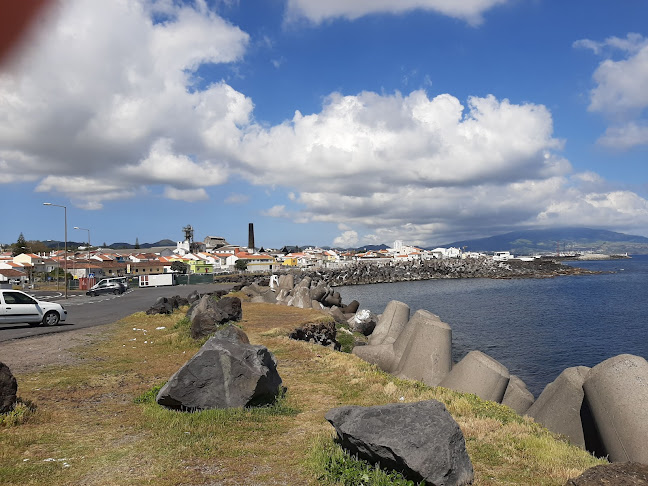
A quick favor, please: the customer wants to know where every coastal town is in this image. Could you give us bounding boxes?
[1,222,607,289]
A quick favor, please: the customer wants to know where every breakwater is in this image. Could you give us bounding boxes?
[280,257,597,287]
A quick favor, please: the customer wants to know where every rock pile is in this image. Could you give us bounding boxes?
[284,258,596,287]
[288,321,340,350]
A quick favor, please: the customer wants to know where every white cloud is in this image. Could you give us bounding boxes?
[163,186,209,201]
[333,230,359,247]
[0,0,249,207]
[262,205,290,218]
[224,193,250,204]
[575,33,648,149]
[285,0,510,26]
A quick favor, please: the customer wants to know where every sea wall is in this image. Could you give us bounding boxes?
[278,257,596,287]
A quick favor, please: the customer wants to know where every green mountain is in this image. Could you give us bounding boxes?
[439,228,648,255]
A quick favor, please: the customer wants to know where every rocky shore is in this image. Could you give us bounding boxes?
[276,257,598,287]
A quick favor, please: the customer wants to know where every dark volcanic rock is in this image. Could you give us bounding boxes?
[325,400,474,486]
[0,362,18,413]
[565,462,648,485]
[156,327,281,410]
[189,296,243,339]
[289,321,340,350]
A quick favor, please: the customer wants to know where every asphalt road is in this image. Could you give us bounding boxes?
[0,283,235,342]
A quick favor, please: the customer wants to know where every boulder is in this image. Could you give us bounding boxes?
[583,354,648,463]
[289,321,340,350]
[565,462,648,485]
[325,400,474,486]
[216,296,242,322]
[525,366,590,449]
[367,300,411,346]
[348,309,378,336]
[189,295,242,339]
[439,350,510,403]
[394,310,452,387]
[187,290,201,303]
[146,300,174,315]
[501,375,535,415]
[0,362,18,413]
[325,306,346,324]
[157,327,282,410]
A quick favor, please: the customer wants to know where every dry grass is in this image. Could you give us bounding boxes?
[0,300,605,485]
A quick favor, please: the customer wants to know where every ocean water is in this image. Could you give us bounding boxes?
[337,255,648,397]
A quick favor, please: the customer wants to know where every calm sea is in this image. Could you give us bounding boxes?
[337,255,648,397]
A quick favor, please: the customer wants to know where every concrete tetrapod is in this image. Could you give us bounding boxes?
[394,310,452,387]
[525,366,590,449]
[352,309,418,373]
[501,375,535,415]
[582,354,648,463]
[439,350,510,403]
[367,300,411,346]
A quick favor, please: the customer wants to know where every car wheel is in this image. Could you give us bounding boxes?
[42,311,60,326]
[113,289,120,295]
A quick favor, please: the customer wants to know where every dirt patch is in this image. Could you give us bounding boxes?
[0,325,114,375]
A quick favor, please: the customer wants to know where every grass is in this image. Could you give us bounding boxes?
[0,296,606,485]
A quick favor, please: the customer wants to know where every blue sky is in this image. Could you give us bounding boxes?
[2,0,648,249]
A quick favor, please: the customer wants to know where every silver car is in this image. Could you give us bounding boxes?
[0,290,67,326]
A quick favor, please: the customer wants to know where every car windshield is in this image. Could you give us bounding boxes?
[3,291,36,305]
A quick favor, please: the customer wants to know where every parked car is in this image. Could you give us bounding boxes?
[0,289,67,326]
[86,278,126,296]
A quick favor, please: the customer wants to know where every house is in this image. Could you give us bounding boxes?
[234,252,276,272]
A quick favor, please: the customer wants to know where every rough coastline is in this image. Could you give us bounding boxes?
[276,257,599,287]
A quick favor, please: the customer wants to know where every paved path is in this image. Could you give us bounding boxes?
[0,283,235,342]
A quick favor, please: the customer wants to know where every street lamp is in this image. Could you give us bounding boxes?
[43,203,68,299]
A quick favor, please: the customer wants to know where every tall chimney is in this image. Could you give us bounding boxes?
[248,223,255,250]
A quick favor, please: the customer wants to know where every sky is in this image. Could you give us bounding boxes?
[1,0,648,250]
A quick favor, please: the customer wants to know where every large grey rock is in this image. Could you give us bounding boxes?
[394,310,452,387]
[325,400,474,486]
[439,350,510,403]
[189,295,242,339]
[0,362,18,413]
[525,366,590,449]
[157,327,282,410]
[565,462,648,485]
[501,375,534,415]
[367,300,410,346]
[583,354,648,463]
[341,300,360,314]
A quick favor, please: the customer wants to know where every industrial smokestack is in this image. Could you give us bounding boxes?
[248,223,255,251]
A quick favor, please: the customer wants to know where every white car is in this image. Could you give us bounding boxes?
[0,290,67,326]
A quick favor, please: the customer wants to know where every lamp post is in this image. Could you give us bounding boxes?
[43,203,68,299]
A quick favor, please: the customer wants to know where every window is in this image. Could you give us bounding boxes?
[3,292,36,305]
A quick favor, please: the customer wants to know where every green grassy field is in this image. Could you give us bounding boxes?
[0,295,605,485]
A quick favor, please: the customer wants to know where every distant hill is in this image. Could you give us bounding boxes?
[107,239,176,250]
[439,228,648,255]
